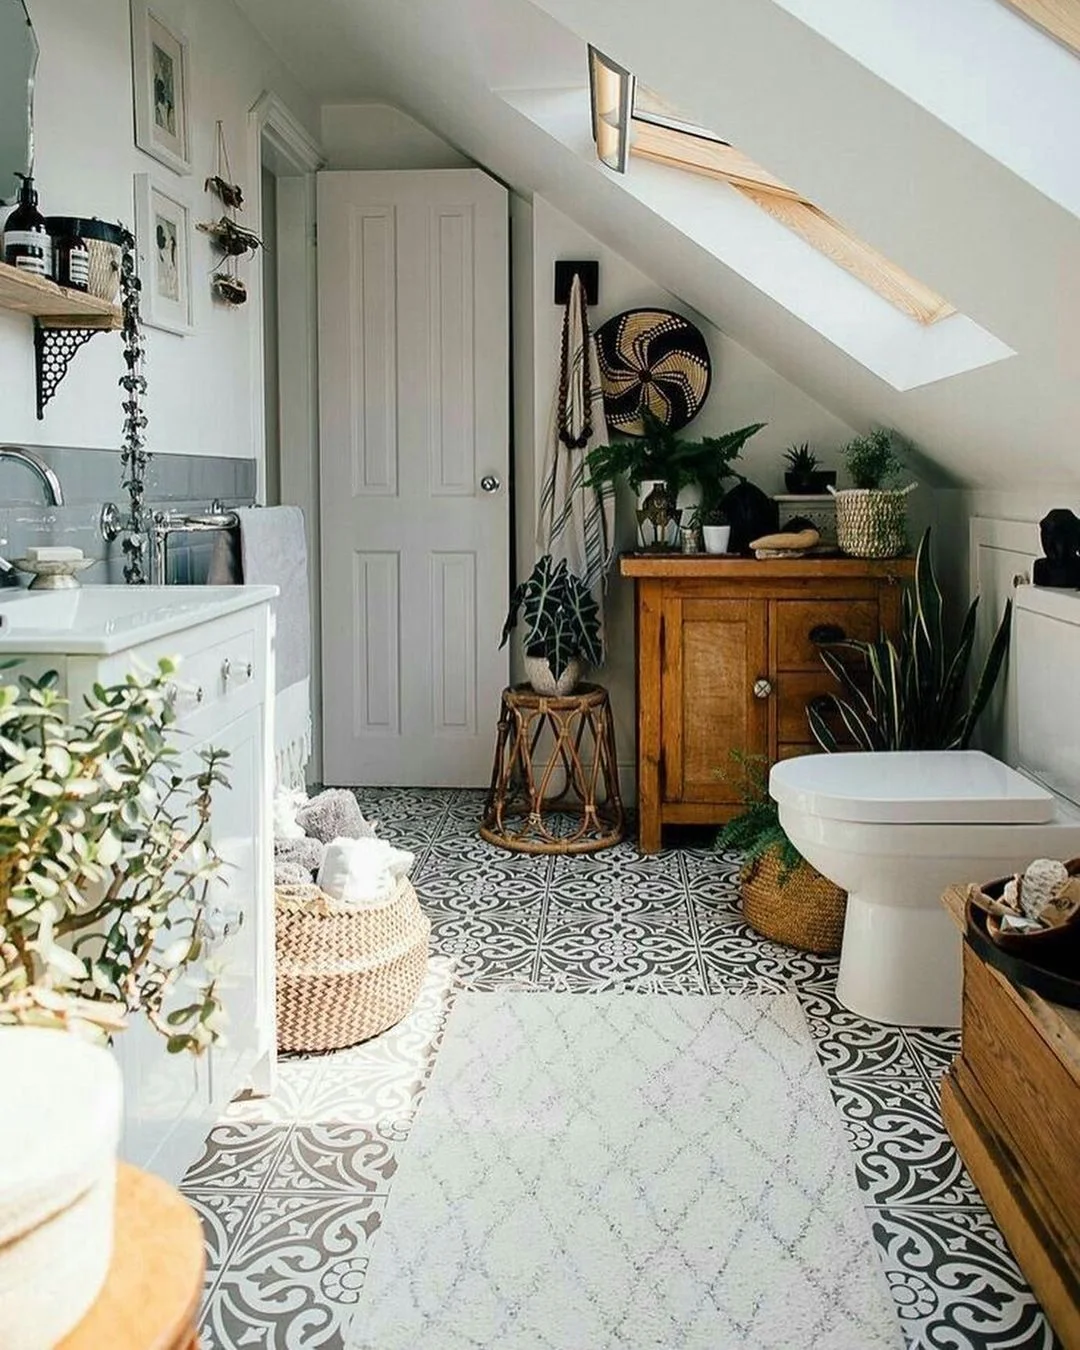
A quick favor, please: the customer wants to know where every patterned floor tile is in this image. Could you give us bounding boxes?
[188,787,1055,1350]
[871,1208,1058,1350]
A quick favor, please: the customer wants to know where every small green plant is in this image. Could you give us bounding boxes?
[808,527,1012,752]
[501,555,602,681]
[0,662,227,1051]
[699,503,730,528]
[842,428,903,489]
[784,443,818,473]
[715,751,803,883]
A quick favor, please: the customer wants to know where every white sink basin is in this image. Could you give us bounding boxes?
[0,585,279,654]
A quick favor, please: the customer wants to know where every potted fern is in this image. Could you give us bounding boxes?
[717,752,846,954]
[501,555,602,695]
[831,428,915,558]
[808,527,1012,752]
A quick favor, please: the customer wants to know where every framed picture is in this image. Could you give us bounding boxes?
[134,173,193,334]
[130,2,190,175]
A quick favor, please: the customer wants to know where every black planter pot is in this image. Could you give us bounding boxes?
[784,469,837,495]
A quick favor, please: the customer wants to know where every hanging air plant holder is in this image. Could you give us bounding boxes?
[198,122,261,307]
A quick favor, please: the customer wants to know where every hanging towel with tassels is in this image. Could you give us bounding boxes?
[536,273,616,637]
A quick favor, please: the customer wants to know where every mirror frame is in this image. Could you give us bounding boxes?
[1,0,39,206]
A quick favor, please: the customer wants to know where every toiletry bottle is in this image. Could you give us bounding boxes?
[53,223,90,291]
[2,173,51,277]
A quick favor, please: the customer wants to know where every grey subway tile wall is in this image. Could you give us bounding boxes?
[0,444,256,586]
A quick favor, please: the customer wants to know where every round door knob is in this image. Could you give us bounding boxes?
[753,678,773,700]
[480,475,501,493]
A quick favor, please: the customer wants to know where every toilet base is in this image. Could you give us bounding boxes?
[836,890,962,1028]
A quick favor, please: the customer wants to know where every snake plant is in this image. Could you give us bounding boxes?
[500,555,602,681]
[808,527,1012,752]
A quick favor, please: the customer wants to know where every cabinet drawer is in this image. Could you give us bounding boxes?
[774,599,879,671]
[776,671,840,743]
[166,625,259,725]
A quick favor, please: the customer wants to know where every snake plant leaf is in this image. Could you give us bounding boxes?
[959,598,1013,749]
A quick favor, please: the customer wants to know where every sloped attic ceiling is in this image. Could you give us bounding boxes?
[236,0,1080,491]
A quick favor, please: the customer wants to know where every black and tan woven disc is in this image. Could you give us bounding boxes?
[594,308,711,436]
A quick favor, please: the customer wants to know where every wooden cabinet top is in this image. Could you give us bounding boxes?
[619,552,916,581]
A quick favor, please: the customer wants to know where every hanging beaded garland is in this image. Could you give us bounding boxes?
[118,229,151,585]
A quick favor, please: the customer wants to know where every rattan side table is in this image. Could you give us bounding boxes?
[480,683,624,854]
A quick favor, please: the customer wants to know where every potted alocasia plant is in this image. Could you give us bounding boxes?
[832,428,914,559]
[808,528,1012,751]
[501,555,602,695]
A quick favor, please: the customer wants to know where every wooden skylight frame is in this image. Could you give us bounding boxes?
[998,0,1080,56]
[586,66,957,327]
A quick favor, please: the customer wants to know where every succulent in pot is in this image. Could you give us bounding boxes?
[501,555,602,696]
[699,503,732,555]
[783,442,835,495]
[832,428,915,559]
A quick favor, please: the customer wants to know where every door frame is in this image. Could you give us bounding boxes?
[247,91,324,779]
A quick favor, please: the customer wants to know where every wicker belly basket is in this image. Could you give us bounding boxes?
[740,851,847,956]
[275,877,430,1053]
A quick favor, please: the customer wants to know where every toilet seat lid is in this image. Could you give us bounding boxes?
[770,750,1056,825]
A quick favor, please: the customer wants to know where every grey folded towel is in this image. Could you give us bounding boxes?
[297,789,378,844]
[274,836,326,874]
[236,505,310,693]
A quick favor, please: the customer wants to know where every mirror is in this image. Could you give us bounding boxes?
[0,0,37,205]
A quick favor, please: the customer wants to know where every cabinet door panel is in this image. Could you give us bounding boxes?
[776,670,842,743]
[662,597,767,804]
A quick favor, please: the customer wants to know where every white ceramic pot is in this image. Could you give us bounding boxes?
[524,653,582,697]
[702,524,731,555]
[0,1028,123,1350]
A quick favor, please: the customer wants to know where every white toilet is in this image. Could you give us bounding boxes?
[769,584,1080,1028]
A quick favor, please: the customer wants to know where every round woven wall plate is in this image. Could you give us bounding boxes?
[595,307,712,436]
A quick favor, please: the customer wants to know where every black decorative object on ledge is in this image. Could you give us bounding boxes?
[1033,508,1080,588]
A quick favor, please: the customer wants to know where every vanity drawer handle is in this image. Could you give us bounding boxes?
[222,658,254,685]
[809,623,846,645]
[166,681,204,708]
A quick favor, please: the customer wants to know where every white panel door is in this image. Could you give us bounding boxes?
[318,170,509,786]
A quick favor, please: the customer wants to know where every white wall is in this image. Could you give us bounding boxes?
[0,0,319,464]
[521,198,859,784]
[321,102,471,171]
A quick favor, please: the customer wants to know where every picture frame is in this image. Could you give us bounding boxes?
[130,2,191,175]
[134,172,194,335]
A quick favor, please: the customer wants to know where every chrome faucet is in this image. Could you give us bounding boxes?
[0,446,65,583]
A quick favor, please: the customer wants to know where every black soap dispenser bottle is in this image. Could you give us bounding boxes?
[2,173,52,278]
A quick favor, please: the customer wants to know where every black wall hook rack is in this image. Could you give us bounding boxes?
[554,260,599,306]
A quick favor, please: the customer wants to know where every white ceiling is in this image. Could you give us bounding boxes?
[236,0,1080,491]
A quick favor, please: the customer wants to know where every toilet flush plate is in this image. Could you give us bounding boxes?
[770,749,1056,825]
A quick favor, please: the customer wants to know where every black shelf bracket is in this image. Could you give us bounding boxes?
[33,321,106,419]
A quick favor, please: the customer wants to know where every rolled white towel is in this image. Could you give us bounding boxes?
[273,787,308,841]
[316,837,415,909]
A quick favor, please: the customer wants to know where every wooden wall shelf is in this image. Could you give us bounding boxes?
[0,260,121,328]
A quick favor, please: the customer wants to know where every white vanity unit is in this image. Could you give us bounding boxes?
[0,585,278,1184]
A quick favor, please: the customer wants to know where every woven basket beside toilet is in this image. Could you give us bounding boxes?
[275,876,430,1052]
[740,852,847,955]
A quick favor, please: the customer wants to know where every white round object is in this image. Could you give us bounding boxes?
[770,750,1055,826]
[702,524,731,555]
[0,1028,123,1350]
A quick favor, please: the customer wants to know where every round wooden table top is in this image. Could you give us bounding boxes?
[58,1163,204,1350]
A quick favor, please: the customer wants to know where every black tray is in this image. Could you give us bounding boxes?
[966,901,1080,1009]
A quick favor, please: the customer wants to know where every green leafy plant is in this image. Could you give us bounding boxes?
[586,408,765,509]
[501,555,602,680]
[699,503,730,528]
[715,751,803,883]
[841,428,903,489]
[784,443,818,473]
[808,527,1012,752]
[0,661,227,1052]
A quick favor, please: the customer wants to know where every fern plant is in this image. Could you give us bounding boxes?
[715,751,803,883]
[500,555,602,681]
[808,527,1012,752]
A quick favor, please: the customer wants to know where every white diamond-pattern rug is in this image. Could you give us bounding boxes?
[348,991,902,1350]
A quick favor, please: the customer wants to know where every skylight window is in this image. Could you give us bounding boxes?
[589,52,957,327]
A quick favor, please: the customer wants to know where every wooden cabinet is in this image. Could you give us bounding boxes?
[621,555,912,852]
[939,888,1080,1350]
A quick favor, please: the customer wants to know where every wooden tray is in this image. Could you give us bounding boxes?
[965,900,1080,1009]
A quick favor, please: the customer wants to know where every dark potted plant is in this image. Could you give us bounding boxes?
[783,443,836,495]
[501,555,602,696]
[808,528,1013,752]
[716,751,846,954]
[833,428,914,558]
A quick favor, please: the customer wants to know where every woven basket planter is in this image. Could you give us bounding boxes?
[832,487,914,559]
[275,877,430,1053]
[740,850,847,955]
